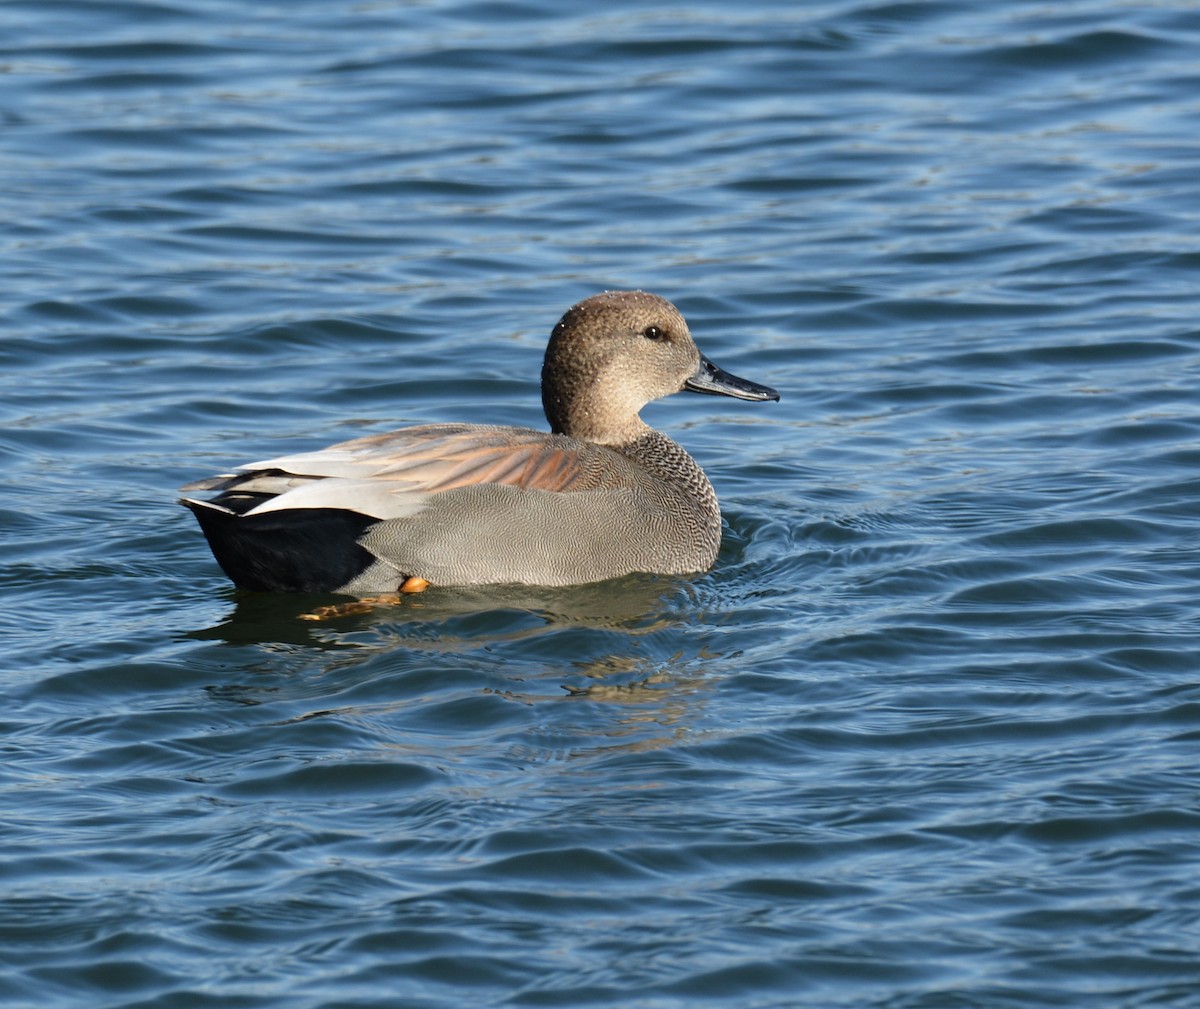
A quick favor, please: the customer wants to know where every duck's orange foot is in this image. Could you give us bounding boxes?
[296,576,431,621]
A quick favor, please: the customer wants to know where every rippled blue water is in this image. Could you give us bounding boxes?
[4,2,1200,1006]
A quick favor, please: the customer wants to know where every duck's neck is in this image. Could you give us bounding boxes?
[547,391,652,447]
[542,351,652,445]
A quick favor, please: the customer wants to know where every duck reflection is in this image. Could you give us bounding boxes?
[186,572,691,649]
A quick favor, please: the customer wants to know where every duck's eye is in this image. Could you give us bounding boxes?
[642,325,665,341]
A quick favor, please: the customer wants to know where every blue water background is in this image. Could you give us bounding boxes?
[3,2,1200,1006]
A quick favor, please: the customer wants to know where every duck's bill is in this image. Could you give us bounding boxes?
[684,353,780,402]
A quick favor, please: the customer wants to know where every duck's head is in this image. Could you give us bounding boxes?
[540,290,779,444]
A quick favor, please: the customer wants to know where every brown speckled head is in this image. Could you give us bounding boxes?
[541,290,778,445]
[541,291,703,444]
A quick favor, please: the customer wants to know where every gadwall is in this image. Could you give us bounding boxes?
[181,291,779,593]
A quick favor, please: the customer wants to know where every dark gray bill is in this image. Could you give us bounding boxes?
[684,353,780,402]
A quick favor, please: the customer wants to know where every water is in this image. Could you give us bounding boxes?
[3,1,1200,1005]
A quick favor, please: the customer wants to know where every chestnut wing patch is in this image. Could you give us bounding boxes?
[217,424,609,507]
[370,428,595,493]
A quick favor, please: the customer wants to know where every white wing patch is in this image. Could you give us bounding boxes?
[246,479,430,520]
[239,446,384,480]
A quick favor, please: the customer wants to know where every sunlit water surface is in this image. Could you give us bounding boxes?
[3,2,1200,1006]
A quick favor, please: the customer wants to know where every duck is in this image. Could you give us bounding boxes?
[181,290,779,593]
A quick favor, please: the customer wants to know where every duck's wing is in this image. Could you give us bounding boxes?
[181,423,616,520]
